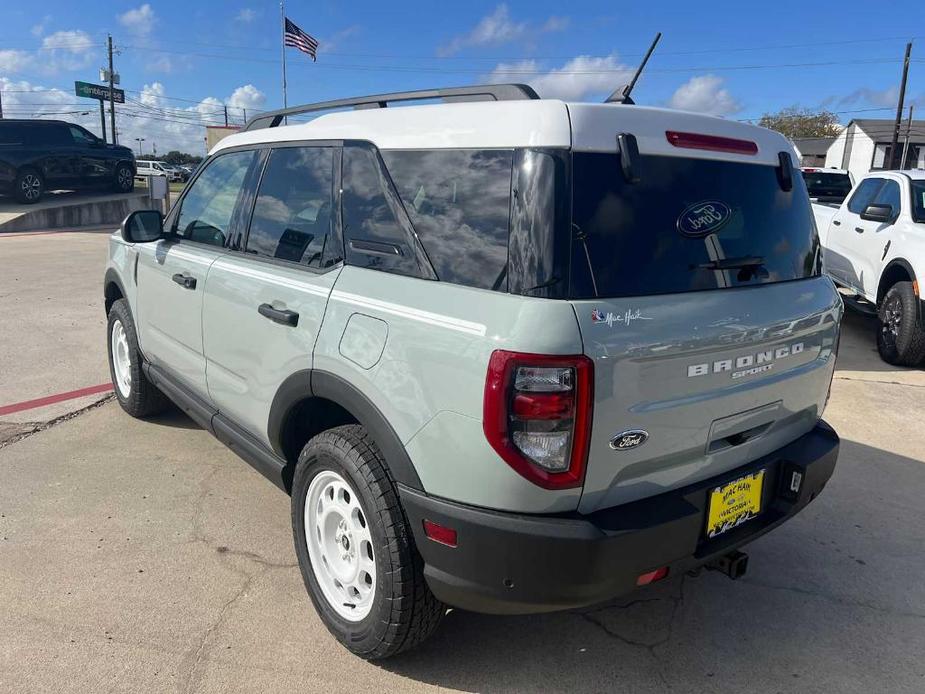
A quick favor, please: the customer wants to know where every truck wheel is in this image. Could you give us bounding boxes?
[291,425,444,659]
[107,299,169,417]
[14,169,43,204]
[114,163,135,193]
[877,282,925,366]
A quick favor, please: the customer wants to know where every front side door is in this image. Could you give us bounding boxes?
[826,177,884,291]
[856,178,902,301]
[39,123,80,189]
[203,144,342,443]
[135,149,260,395]
[67,124,110,186]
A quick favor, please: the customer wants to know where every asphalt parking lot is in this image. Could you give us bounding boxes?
[1,229,924,693]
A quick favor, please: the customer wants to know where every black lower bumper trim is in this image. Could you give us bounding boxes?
[400,420,839,615]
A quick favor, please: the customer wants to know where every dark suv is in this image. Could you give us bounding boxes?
[0,119,136,204]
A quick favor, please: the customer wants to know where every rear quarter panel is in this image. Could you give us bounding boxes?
[315,265,585,513]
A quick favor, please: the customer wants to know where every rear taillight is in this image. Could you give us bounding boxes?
[665,130,758,155]
[483,351,593,489]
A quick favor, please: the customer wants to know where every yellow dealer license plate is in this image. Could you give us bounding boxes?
[706,470,765,539]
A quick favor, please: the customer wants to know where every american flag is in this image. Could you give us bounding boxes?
[284,18,318,61]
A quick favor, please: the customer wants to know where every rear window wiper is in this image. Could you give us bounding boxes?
[693,255,768,281]
[692,255,765,271]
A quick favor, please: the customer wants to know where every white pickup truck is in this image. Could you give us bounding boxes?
[814,170,925,365]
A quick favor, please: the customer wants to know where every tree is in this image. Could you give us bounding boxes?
[758,107,842,139]
[162,150,203,165]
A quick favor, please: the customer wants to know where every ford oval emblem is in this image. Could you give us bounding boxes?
[609,430,649,451]
[677,201,732,238]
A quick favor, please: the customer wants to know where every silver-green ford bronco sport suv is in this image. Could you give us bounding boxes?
[104,85,842,659]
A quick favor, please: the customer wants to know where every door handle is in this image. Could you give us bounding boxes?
[171,273,197,289]
[258,303,299,327]
[854,227,865,234]
[832,220,841,226]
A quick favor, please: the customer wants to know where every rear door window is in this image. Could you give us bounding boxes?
[846,178,885,214]
[569,153,820,298]
[342,143,427,277]
[173,150,258,247]
[245,146,336,268]
[0,124,29,145]
[381,149,513,290]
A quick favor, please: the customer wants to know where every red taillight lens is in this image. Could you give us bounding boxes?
[665,130,758,155]
[483,350,593,490]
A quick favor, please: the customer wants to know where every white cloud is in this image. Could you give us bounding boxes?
[668,75,741,116]
[320,25,361,53]
[838,86,899,108]
[488,55,633,101]
[119,4,156,36]
[0,77,264,155]
[31,16,51,37]
[439,4,567,56]
[0,50,32,73]
[226,84,265,111]
[235,8,257,23]
[39,29,97,72]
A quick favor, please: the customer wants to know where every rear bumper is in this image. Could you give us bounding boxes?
[400,420,839,615]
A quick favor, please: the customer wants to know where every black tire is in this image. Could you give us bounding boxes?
[106,298,169,417]
[291,425,444,659]
[876,281,925,366]
[13,168,43,204]
[114,163,135,193]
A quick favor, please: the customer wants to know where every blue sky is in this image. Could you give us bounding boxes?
[1,0,923,153]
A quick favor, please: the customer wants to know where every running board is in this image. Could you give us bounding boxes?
[840,292,877,316]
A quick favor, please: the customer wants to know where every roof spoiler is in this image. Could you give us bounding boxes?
[243,83,540,131]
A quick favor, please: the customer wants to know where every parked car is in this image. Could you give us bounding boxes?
[104,84,842,659]
[135,160,183,183]
[801,167,854,204]
[0,119,135,204]
[814,170,925,365]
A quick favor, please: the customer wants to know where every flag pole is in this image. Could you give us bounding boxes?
[280,1,288,115]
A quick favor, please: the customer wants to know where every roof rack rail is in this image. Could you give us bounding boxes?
[242,83,540,131]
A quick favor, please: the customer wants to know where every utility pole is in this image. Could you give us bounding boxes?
[108,34,117,145]
[99,100,107,143]
[0,89,4,119]
[889,42,912,170]
[900,104,915,170]
[224,105,229,126]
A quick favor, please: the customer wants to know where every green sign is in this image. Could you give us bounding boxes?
[75,81,124,104]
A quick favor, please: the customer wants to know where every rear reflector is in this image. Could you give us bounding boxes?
[423,520,457,548]
[636,566,670,586]
[666,131,758,155]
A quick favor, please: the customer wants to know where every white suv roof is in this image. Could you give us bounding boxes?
[214,97,791,166]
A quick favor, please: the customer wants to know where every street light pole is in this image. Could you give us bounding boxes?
[108,34,118,144]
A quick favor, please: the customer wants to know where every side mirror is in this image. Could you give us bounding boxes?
[860,203,893,224]
[121,209,164,243]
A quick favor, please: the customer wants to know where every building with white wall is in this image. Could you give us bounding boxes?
[825,118,925,181]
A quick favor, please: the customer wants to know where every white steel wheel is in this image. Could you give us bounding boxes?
[110,319,132,398]
[304,470,376,622]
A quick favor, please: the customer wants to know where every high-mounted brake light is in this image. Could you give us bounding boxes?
[483,351,593,490]
[666,131,758,155]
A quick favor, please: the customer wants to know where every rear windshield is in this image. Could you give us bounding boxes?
[801,171,852,201]
[569,153,819,299]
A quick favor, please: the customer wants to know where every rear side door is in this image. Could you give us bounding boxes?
[202,143,342,443]
[826,177,884,291]
[135,149,260,394]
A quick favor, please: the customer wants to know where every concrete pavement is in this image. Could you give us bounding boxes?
[1,230,924,692]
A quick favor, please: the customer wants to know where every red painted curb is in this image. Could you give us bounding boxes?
[0,383,114,416]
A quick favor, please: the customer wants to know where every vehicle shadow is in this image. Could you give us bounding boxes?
[837,309,925,375]
[143,403,200,431]
[380,437,925,693]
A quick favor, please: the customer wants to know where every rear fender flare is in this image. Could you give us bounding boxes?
[267,369,423,490]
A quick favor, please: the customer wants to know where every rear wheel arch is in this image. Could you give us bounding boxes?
[877,259,917,306]
[269,370,424,493]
